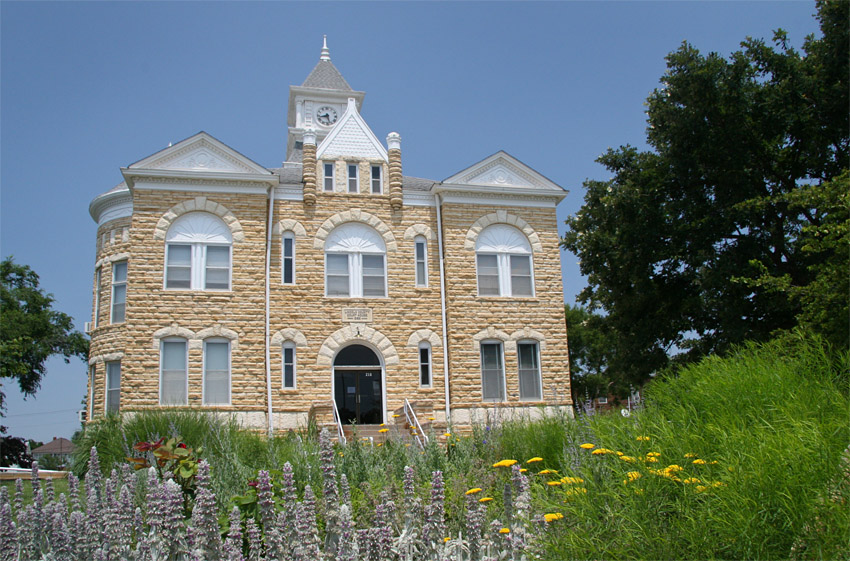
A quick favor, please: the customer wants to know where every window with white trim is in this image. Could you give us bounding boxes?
[480,341,506,401]
[94,268,102,328]
[160,338,188,405]
[323,162,335,191]
[414,235,428,287]
[165,212,232,290]
[371,165,382,194]
[475,224,534,297]
[203,338,230,405]
[111,261,127,323]
[517,341,542,401]
[419,342,432,387]
[282,342,296,389]
[348,164,359,193]
[282,231,295,284]
[105,361,121,413]
[324,223,387,298]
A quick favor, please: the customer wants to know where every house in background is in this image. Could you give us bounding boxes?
[85,39,572,436]
[31,438,75,468]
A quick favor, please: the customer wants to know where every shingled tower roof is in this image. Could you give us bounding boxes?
[302,36,353,91]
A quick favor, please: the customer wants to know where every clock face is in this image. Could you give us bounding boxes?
[316,106,338,126]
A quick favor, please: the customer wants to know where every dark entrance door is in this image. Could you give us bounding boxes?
[333,345,383,425]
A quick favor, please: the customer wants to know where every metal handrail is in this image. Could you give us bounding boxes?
[404,398,429,449]
[332,399,347,445]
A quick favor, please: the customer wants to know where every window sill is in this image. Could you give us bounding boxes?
[161,289,234,294]
[475,296,538,302]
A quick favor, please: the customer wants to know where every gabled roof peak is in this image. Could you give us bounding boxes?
[301,36,353,91]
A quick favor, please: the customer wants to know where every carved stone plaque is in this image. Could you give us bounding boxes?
[342,308,372,323]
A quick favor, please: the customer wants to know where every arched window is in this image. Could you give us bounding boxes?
[325,223,387,297]
[165,212,232,290]
[414,235,428,287]
[475,224,533,297]
[419,341,432,387]
[282,231,295,285]
[160,337,188,405]
[282,341,296,389]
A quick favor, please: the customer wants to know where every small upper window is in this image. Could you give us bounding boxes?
[419,342,432,387]
[475,224,534,297]
[283,342,296,389]
[94,268,102,328]
[111,261,127,323]
[371,165,382,194]
[414,235,428,287]
[282,231,295,285]
[324,162,335,192]
[348,164,359,193]
[165,212,232,291]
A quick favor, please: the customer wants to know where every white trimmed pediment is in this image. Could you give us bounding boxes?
[128,132,271,176]
[442,151,564,192]
[317,98,388,161]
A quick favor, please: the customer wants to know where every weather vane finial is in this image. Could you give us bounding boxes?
[320,35,331,62]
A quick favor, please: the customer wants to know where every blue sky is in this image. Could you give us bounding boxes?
[1,1,820,442]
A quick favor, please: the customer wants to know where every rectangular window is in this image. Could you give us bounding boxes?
[165,244,192,288]
[283,344,296,389]
[476,254,500,296]
[371,165,382,194]
[324,162,335,191]
[94,268,102,328]
[480,342,505,401]
[361,254,386,297]
[203,340,230,404]
[517,342,542,400]
[88,365,96,420]
[111,261,127,323]
[415,238,427,287]
[160,339,188,405]
[205,246,230,290]
[105,361,121,413]
[510,255,533,296]
[326,254,350,296]
[597,397,608,405]
[419,344,432,387]
[348,164,359,193]
[282,234,295,284]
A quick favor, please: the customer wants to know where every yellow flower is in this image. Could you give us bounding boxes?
[538,469,555,474]
[499,527,510,534]
[665,464,684,473]
[492,459,518,468]
[591,448,614,455]
[636,436,650,441]
[519,468,527,473]
[547,481,562,486]
[645,456,659,463]
[465,488,482,495]
[392,414,400,418]
[565,488,587,496]
[710,460,718,465]
[405,443,411,447]
[711,481,726,488]
[683,477,701,484]
[444,537,451,543]
[634,488,645,495]
[646,452,661,457]
[619,455,636,463]
[526,457,543,463]
[626,471,642,482]
[692,458,706,465]
[616,451,624,456]
[695,485,708,493]
[444,432,452,437]
[379,423,385,427]
[378,428,389,433]
[479,497,493,502]
[560,477,585,485]
[685,453,698,458]
[579,443,595,449]
[377,443,383,447]
[543,513,564,522]
[428,417,435,421]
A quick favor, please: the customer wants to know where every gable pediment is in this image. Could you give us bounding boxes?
[442,151,564,192]
[128,132,271,176]
[317,98,388,161]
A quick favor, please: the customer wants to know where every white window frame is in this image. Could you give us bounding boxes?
[282,341,297,389]
[414,235,428,287]
[88,364,96,420]
[94,267,102,328]
[203,338,231,405]
[475,224,535,297]
[323,162,335,192]
[282,231,295,285]
[597,397,608,405]
[160,337,188,406]
[111,261,127,324]
[418,342,432,388]
[517,340,543,401]
[164,212,232,291]
[105,360,121,413]
[371,165,382,194]
[324,223,388,298]
[480,340,506,402]
[347,163,359,193]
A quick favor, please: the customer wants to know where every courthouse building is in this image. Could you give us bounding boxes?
[86,40,572,434]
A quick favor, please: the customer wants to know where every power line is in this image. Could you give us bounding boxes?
[4,408,80,418]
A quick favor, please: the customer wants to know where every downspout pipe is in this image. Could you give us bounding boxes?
[264,185,275,438]
[435,192,451,425]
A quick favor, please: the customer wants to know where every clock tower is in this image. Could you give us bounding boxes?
[285,37,365,162]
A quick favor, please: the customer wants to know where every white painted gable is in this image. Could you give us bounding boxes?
[442,151,564,192]
[128,132,271,175]
[317,98,388,161]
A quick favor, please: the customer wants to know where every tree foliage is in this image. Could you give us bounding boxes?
[0,257,89,411]
[562,1,848,385]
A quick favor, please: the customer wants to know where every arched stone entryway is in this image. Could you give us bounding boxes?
[333,344,384,425]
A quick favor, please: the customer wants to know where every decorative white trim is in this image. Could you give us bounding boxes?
[510,327,547,349]
[152,324,196,349]
[472,327,514,352]
[313,210,397,251]
[128,177,273,194]
[442,151,565,193]
[438,191,561,209]
[271,328,308,347]
[94,253,132,270]
[402,191,436,207]
[316,98,388,162]
[90,186,133,225]
[88,352,124,366]
[403,224,435,242]
[465,212,543,253]
[317,325,399,366]
[407,329,442,348]
[274,220,308,238]
[274,185,304,201]
[127,132,272,176]
[153,197,245,243]
[196,325,240,351]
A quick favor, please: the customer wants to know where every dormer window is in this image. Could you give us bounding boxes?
[371,165,382,194]
[323,162,335,192]
[348,164,359,193]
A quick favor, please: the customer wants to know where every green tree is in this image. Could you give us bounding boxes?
[0,257,89,411]
[562,1,848,385]
[565,304,619,404]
